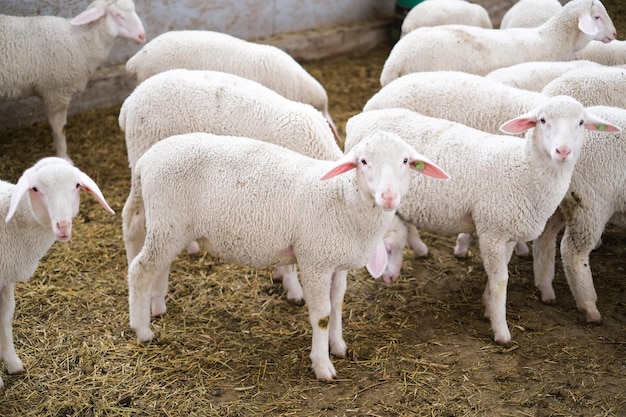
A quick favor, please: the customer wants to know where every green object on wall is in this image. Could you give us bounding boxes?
[396,0,424,8]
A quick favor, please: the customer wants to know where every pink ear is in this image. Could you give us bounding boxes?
[71,7,106,25]
[500,117,537,134]
[366,240,388,279]
[77,172,115,214]
[320,152,359,180]
[584,120,621,133]
[412,156,450,180]
[319,162,356,180]
[577,12,598,36]
[5,177,31,222]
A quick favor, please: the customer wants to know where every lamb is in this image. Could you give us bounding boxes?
[400,0,492,38]
[499,0,562,29]
[119,68,345,304]
[541,66,626,109]
[123,131,449,380]
[365,71,546,136]
[486,60,605,92]
[0,0,146,159]
[124,30,339,140]
[0,157,114,388]
[574,39,626,65]
[380,0,616,85]
[120,69,342,173]
[532,105,626,323]
[345,99,620,345]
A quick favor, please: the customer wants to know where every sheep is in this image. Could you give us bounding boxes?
[485,60,605,92]
[0,0,146,160]
[541,66,626,109]
[365,70,546,136]
[119,68,346,304]
[120,69,342,173]
[574,39,626,65]
[123,131,449,381]
[124,30,340,140]
[0,157,114,388]
[400,0,492,38]
[379,0,616,85]
[532,105,626,323]
[499,0,562,29]
[345,100,620,345]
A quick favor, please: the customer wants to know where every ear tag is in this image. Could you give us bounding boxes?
[597,124,607,131]
[414,161,426,171]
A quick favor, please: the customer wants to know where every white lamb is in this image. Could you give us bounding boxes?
[574,39,626,65]
[380,0,616,85]
[123,131,449,381]
[499,0,562,29]
[365,71,546,136]
[400,0,492,38]
[0,157,114,388]
[0,0,146,159]
[345,100,620,345]
[532,105,626,323]
[119,68,339,305]
[486,60,605,92]
[541,66,626,109]
[125,30,340,140]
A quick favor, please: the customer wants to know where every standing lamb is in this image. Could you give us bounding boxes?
[499,0,562,29]
[365,71,546,136]
[0,0,146,159]
[531,106,626,324]
[400,0,492,37]
[124,30,340,140]
[485,60,605,92]
[124,132,449,380]
[0,157,114,388]
[345,99,620,345]
[120,68,340,305]
[380,0,616,85]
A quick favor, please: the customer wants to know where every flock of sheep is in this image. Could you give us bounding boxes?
[0,0,625,385]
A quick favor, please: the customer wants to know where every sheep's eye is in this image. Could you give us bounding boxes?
[31,186,38,192]
[595,15,601,20]
[579,119,584,126]
[360,158,367,165]
[76,183,81,189]
[403,158,409,165]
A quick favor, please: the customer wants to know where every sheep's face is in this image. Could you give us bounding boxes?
[321,131,449,211]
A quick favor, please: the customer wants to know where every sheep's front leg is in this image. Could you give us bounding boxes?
[479,238,515,346]
[329,270,348,358]
[275,264,304,305]
[300,268,335,381]
[532,210,565,303]
[0,283,24,376]
[560,222,605,323]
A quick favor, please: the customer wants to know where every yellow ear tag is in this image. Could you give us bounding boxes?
[414,161,426,171]
[597,123,607,131]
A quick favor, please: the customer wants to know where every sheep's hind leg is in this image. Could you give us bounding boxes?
[128,244,178,343]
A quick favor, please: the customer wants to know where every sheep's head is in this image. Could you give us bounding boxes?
[320,131,449,211]
[500,95,621,164]
[5,158,114,242]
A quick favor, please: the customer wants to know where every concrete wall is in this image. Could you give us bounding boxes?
[0,0,395,129]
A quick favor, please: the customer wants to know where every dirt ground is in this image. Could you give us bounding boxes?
[0,3,625,416]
